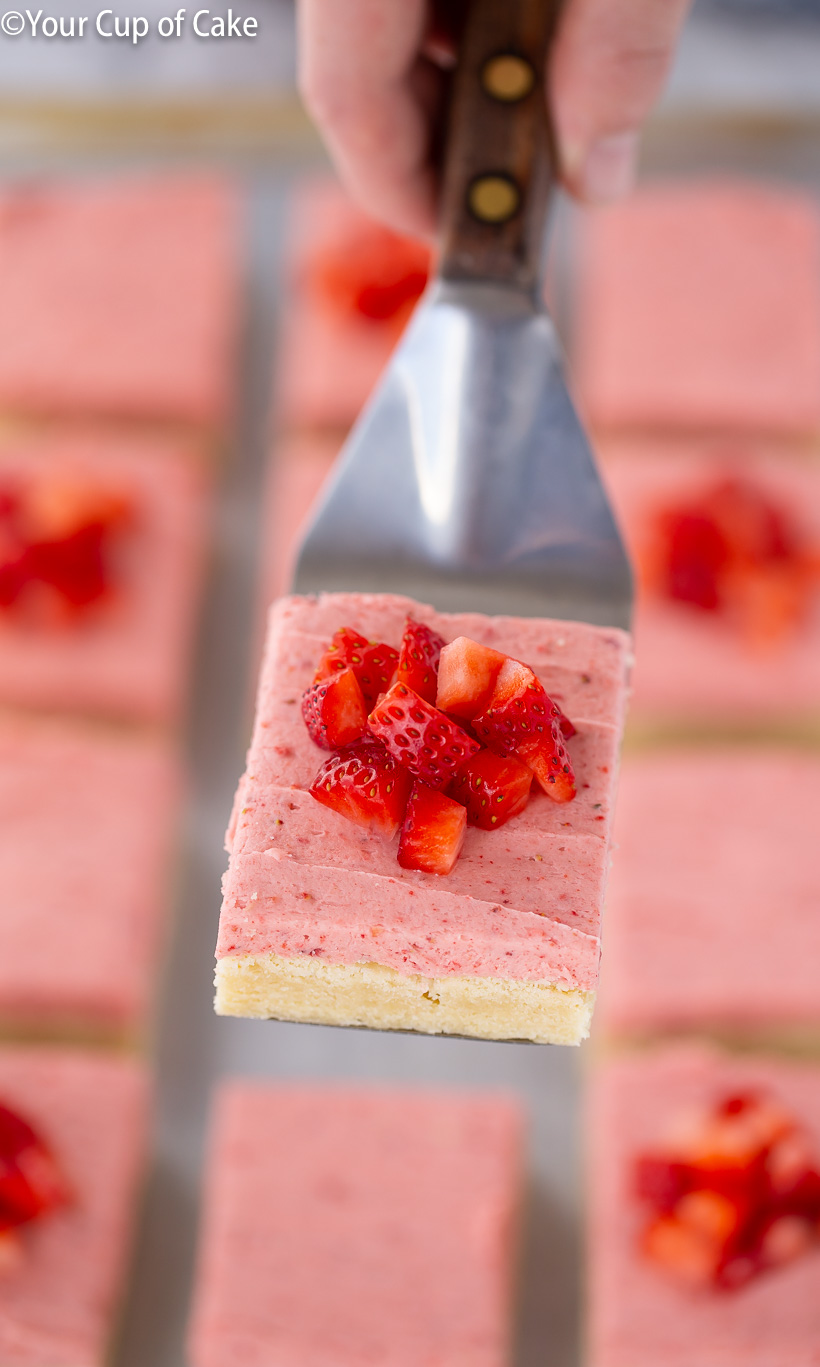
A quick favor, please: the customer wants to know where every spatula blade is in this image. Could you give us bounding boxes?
[293,281,632,629]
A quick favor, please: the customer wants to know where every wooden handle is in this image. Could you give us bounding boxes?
[438,0,561,294]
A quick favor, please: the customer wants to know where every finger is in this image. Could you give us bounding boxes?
[550,0,692,203]
[298,0,440,238]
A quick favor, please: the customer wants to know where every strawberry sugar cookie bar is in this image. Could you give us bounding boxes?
[0,713,181,1042]
[0,1046,149,1367]
[275,179,431,431]
[217,593,630,1044]
[0,431,212,725]
[588,1044,820,1367]
[574,181,820,436]
[599,437,820,730]
[188,1084,523,1367]
[0,173,240,430]
[598,748,820,1045]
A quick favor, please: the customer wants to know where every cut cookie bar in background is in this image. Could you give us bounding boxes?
[587,1044,820,1367]
[597,748,820,1045]
[258,432,339,610]
[0,1045,149,1367]
[0,431,212,725]
[217,592,630,1044]
[599,437,820,731]
[188,1084,523,1367]
[0,173,241,430]
[274,179,431,431]
[0,714,181,1042]
[573,181,820,436]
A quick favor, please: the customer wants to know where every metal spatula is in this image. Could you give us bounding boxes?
[293,0,632,630]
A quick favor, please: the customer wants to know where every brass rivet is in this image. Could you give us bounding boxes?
[481,53,536,102]
[467,174,520,224]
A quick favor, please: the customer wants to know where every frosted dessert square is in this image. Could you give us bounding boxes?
[0,173,240,429]
[275,179,430,430]
[588,1044,820,1367]
[0,713,181,1042]
[0,431,212,725]
[574,181,820,435]
[259,433,339,609]
[188,1083,524,1367]
[217,592,630,1044]
[598,748,820,1044]
[598,436,820,731]
[0,1045,149,1367]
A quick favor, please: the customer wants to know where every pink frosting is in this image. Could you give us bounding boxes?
[188,1083,523,1367]
[219,593,630,991]
[576,180,820,434]
[0,174,239,425]
[0,432,212,724]
[0,1046,149,1367]
[275,180,413,429]
[599,438,820,723]
[588,1044,820,1367]
[0,714,181,1035]
[597,748,820,1035]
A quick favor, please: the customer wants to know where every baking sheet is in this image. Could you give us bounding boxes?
[9,99,815,1366]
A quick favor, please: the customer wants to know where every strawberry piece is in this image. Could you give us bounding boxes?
[435,636,506,720]
[448,750,532,830]
[312,225,431,322]
[0,478,130,618]
[368,682,480,789]
[309,739,411,838]
[397,781,467,874]
[635,1089,820,1290]
[396,618,445,704]
[313,627,398,707]
[652,473,817,642]
[301,667,368,750]
[473,658,576,802]
[0,1100,68,1233]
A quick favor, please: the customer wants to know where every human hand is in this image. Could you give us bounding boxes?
[298,0,692,239]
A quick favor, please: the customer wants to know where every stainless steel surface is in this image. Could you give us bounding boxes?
[294,279,632,628]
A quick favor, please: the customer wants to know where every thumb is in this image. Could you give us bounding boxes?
[550,0,692,203]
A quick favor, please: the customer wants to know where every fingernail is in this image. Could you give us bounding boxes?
[581,132,639,203]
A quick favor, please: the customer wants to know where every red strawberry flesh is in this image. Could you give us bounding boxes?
[313,626,398,707]
[310,739,411,838]
[0,1100,68,1233]
[635,1090,820,1290]
[301,667,368,750]
[448,750,532,829]
[435,636,506,719]
[368,681,480,789]
[397,781,467,874]
[396,617,445,704]
[473,658,576,803]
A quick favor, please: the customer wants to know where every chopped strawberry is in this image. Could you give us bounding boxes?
[309,739,411,838]
[0,477,130,619]
[397,781,466,874]
[636,1089,820,1290]
[435,636,506,720]
[396,618,445,704]
[368,681,481,789]
[556,707,577,740]
[312,225,431,322]
[0,1100,68,1233]
[652,473,818,643]
[301,667,368,750]
[449,750,532,829]
[313,627,398,707]
[473,658,576,802]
